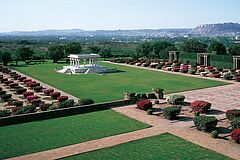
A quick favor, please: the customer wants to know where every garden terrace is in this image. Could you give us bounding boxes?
[11,61,228,103]
[0,109,149,159]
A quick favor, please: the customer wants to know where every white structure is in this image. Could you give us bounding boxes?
[58,54,109,74]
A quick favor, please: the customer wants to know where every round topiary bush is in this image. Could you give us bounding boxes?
[193,115,218,132]
[231,117,240,129]
[136,100,152,111]
[162,106,181,120]
[154,100,159,104]
[226,109,240,120]
[147,109,153,115]
[211,130,219,138]
[191,100,211,114]
[9,83,19,88]
[166,94,185,105]
[231,128,240,143]
[78,98,94,106]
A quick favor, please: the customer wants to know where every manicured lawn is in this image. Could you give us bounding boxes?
[0,109,149,159]
[12,62,228,103]
[64,133,230,160]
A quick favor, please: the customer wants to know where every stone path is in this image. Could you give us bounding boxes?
[6,63,240,160]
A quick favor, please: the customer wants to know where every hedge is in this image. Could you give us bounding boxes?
[162,106,181,120]
[193,115,218,132]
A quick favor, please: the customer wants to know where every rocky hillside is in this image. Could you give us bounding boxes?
[191,22,240,36]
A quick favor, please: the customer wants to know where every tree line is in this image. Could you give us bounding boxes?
[0,39,240,65]
[135,39,240,59]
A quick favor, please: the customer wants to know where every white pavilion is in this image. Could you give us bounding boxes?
[58,54,109,74]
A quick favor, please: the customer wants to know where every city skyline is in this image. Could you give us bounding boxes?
[0,0,239,32]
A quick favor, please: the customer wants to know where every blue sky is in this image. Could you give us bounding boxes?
[0,0,239,32]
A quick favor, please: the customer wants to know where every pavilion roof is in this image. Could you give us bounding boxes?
[68,54,101,59]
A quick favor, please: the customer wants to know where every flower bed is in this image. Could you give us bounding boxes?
[23,92,34,98]
[212,73,221,78]
[27,95,40,102]
[43,88,54,96]
[17,76,27,82]
[50,92,61,99]
[34,86,43,92]
[57,96,69,103]
[191,100,211,113]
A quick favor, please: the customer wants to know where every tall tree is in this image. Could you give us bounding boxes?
[100,47,112,60]
[89,45,101,54]
[0,50,12,66]
[228,44,240,55]
[152,41,175,58]
[48,45,65,63]
[179,39,207,53]
[65,42,82,55]
[208,41,227,55]
[16,47,34,60]
[136,42,153,58]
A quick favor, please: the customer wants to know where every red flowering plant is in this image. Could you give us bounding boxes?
[57,96,69,103]
[4,80,14,85]
[28,83,40,88]
[50,92,61,99]
[136,100,153,111]
[23,91,34,98]
[27,95,40,102]
[191,100,211,114]
[43,88,54,96]
[23,79,32,83]
[231,129,240,143]
[25,81,36,86]
[34,86,43,92]
[212,73,221,78]
[17,76,27,82]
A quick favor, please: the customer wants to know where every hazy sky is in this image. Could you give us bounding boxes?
[0,0,239,32]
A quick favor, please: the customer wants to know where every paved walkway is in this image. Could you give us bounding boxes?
[6,63,240,160]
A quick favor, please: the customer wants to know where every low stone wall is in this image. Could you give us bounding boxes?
[0,99,133,127]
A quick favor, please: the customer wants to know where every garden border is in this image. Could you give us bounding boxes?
[0,99,133,127]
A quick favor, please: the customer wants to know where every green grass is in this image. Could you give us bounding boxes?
[0,109,149,159]
[12,61,228,103]
[64,133,230,160]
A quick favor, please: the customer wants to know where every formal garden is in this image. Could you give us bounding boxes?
[0,39,240,159]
